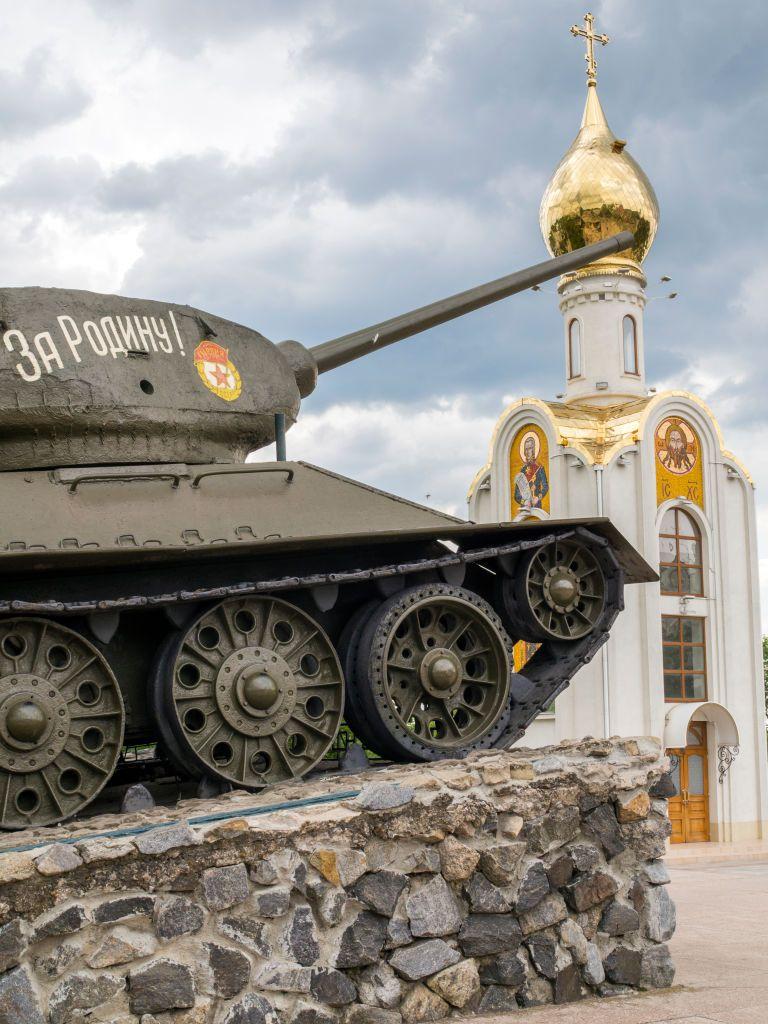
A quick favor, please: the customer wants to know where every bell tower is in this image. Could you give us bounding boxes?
[539,12,659,408]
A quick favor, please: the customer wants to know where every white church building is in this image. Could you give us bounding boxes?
[468,15,767,845]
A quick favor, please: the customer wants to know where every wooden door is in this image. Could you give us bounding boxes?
[667,722,710,843]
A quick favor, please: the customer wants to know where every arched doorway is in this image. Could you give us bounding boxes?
[664,702,740,844]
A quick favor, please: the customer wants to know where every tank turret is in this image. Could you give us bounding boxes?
[0,233,632,471]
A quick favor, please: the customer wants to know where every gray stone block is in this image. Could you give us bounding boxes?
[599,900,640,935]
[202,862,250,910]
[291,1002,337,1024]
[251,859,279,885]
[563,871,619,912]
[582,942,605,986]
[309,967,357,1006]
[478,950,526,988]
[0,920,26,973]
[253,961,313,993]
[287,906,320,966]
[568,844,601,873]
[526,933,560,979]
[0,966,44,1024]
[518,971,554,1006]
[207,941,251,998]
[478,984,519,1013]
[49,971,124,1024]
[604,946,643,986]
[405,875,463,938]
[121,783,155,812]
[479,842,526,885]
[644,885,676,942]
[642,860,671,885]
[32,904,88,940]
[458,913,522,957]
[640,943,675,989]
[223,992,280,1024]
[336,911,389,968]
[318,887,347,927]
[133,823,201,855]
[94,895,155,924]
[389,938,461,981]
[465,871,511,913]
[385,910,412,951]
[554,961,584,1004]
[252,884,292,918]
[526,805,581,854]
[345,1007,402,1024]
[356,784,415,810]
[32,942,81,981]
[515,861,551,913]
[128,958,195,1015]
[583,804,626,860]
[153,896,205,939]
[519,892,569,935]
[34,843,83,876]
[219,915,271,957]
[86,926,156,968]
[351,870,409,916]
[547,854,574,889]
[357,962,403,1008]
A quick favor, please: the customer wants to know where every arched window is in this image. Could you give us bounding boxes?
[568,319,581,378]
[659,507,703,595]
[623,315,638,375]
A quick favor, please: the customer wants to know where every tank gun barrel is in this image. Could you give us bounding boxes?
[310,231,634,373]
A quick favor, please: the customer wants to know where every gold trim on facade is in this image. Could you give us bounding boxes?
[467,391,754,505]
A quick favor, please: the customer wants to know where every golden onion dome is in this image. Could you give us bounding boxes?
[539,85,659,278]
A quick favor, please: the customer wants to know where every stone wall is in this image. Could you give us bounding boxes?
[0,738,675,1023]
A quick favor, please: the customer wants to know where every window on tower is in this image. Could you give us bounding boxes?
[662,615,707,701]
[568,319,581,378]
[623,315,638,375]
[659,507,704,596]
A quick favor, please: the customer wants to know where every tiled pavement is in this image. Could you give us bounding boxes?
[469,859,768,1024]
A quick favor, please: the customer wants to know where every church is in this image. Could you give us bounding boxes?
[468,14,767,845]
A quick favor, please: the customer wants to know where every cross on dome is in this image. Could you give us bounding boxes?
[570,12,610,86]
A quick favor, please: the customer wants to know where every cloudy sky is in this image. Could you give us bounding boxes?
[1,1,766,621]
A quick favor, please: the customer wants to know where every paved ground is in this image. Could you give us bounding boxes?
[471,859,768,1024]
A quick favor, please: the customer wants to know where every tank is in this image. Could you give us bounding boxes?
[0,230,656,828]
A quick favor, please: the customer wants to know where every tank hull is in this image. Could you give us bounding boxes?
[0,460,655,828]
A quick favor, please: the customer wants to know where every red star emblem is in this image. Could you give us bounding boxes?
[212,364,230,387]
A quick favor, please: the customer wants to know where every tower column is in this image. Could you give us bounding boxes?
[559,270,647,406]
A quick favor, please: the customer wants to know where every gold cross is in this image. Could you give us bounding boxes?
[570,12,610,86]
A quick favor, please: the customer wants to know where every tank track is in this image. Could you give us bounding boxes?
[1,525,623,750]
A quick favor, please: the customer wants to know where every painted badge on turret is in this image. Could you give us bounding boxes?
[193,340,242,402]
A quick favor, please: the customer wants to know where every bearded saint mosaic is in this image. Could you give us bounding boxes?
[655,415,704,509]
[510,424,550,516]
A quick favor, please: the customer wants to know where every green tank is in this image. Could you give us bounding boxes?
[0,230,654,828]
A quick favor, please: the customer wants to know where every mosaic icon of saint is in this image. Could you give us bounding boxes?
[514,432,549,510]
[661,424,694,474]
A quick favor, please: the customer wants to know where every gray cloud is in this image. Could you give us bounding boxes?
[0,1,765,422]
[0,50,90,139]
